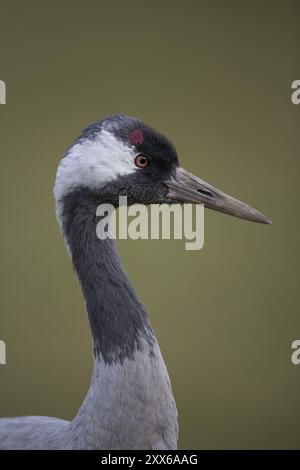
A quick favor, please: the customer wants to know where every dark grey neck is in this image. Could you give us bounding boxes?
[60,187,154,364]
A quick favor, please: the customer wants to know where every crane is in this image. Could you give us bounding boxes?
[0,115,271,449]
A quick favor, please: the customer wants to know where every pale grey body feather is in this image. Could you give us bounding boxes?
[0,417,70,450]
[71,342,178,450]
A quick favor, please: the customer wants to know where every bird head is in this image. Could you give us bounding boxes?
[54,114,271,224]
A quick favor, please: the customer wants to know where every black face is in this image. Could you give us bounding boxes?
[75,114,180,206]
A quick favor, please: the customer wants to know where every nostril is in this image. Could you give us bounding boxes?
[197,188,215,198]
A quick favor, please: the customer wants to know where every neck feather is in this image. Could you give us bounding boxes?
[59,187,154,364]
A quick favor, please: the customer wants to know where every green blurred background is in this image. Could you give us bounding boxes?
[0,0,299,449]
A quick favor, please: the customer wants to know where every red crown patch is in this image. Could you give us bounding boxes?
[129,129,144,145]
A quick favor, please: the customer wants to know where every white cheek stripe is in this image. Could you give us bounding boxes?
[53,129,136,204]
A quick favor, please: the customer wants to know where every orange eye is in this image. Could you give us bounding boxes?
[134,154,149,168]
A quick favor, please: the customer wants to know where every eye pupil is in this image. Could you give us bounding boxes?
[134,155,149,168]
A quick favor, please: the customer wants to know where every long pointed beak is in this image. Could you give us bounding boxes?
[166,167,271,224]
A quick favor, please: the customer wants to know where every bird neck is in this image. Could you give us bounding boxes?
[59,187,155,364]
[58,187,178,449]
